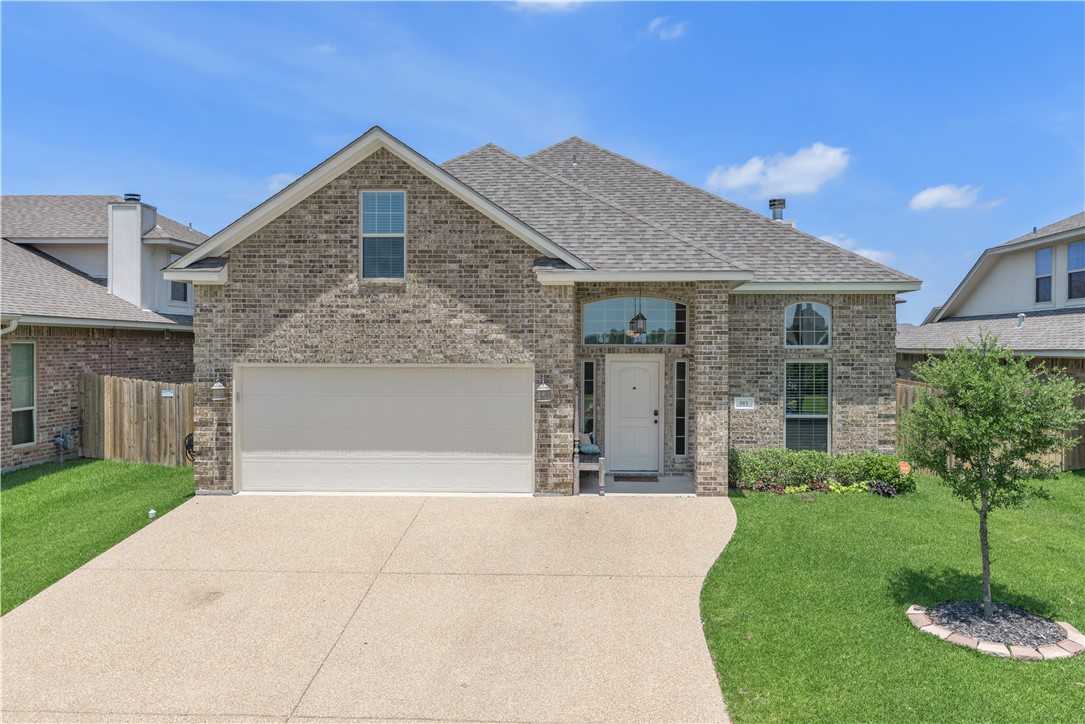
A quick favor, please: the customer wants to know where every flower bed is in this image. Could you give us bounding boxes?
[728,448,916,496]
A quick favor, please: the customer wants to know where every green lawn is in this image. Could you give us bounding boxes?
[702,471,1085,724]
[1,459,194,615]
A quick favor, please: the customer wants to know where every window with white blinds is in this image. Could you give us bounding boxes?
[361,191,406,279]
[11,343,35,446]
[784,361,829,452]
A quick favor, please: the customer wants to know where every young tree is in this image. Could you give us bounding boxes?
[899,333,1085,617]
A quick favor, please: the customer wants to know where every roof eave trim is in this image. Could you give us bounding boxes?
[996,226,1085,253]
[535,270,754,285]
[163,267,228,285]
[732,281,922,293]
[173,127,590,272]
[1,314,192,332]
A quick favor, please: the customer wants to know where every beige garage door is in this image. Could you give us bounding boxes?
[237,366,534,493]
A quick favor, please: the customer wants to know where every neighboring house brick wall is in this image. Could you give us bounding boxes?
[1,325,193,469]
[192,148,575,493]
[729,293,897,454]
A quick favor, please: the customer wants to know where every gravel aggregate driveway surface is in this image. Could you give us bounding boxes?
[1,494,736,723]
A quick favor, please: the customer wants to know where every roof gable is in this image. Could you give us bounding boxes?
[174,127,589,271]
[525,137,918,285]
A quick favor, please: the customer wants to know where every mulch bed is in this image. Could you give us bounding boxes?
[928,601,1064,647]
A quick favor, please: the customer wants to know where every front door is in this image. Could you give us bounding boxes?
[606,357,661,472]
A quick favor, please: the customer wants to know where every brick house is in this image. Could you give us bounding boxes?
[1,196,206,469]
[167,127,920,496]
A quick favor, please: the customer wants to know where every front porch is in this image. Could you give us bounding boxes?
[577,471,696,496]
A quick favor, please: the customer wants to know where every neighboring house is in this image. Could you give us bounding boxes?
[166,127,920,496]
[1,195,207,469]
[897,212,1085,467]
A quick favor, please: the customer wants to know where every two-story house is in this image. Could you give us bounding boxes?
[1,195,208,469]
[897,211,1085,468]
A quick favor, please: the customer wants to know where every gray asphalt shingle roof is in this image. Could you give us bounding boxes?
[1,195,208,245]
[1,240,191,327]
[510,137,917,282]
[442,145,742,271]
[998,212,1085,248]
[896,307,1085,354]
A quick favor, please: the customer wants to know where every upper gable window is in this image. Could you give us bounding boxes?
[1070,241,1085,300]
[785,303,831,347]
[169,253,190,304]
[360,190,405,280]
[1035,248,1053,303]
[583,297,686,345]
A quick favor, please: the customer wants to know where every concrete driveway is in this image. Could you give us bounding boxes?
[1,494,736,723]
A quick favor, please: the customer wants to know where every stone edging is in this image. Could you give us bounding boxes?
[907,605,1085,660]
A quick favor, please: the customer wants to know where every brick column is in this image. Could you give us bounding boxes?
[534,283,575,494]
[693,281,730,495]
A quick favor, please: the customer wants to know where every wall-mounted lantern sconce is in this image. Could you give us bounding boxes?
[211,375,227,401]
[536,377,552,403]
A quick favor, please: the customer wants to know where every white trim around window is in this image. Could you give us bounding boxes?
[10,342,36,447]
[359,189,407,281]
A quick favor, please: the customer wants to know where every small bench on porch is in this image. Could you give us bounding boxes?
[573,393,604,495]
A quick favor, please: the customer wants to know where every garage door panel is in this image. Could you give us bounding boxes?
[238,366,533,493]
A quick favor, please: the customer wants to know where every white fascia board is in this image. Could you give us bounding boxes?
[143,239,198,249]
[535,270,753,285]
[173,127,589,272]
[8,315,192,332]
[732,281,922,293]
[993,227,1085,254]
[6,237,105,245]
[163,267,228,285]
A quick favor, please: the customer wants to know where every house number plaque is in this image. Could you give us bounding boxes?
[733,396,755,410]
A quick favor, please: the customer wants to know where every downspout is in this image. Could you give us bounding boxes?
[0,317,21,336]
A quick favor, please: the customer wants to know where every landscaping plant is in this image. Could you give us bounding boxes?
[899,333,1085,617]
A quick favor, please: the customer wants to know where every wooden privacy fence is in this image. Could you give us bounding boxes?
[896,379,1085,473]
[79,373,194,467]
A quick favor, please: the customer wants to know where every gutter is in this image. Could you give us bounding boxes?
[0,316,21,336]
[3,315,192,333]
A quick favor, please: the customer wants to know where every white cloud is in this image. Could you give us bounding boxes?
[511,1,584,12]
[705,142,851,197]
[266,172,298,194]
[908,183,1002,211]
[312,43,336,54]
[645,16,687,40]
[819,233,895,265]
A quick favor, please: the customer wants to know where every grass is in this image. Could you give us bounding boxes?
[1,458,194,615]
[701,471,1085,724]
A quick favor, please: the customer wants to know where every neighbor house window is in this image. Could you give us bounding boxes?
[1035,248,1053,303]
[582,297,686,345]
[581,361,595,437]
[785,303,831,347]
[674,360,687,457]
[10,343,35,446]
[169,253,190,304]
[361,190,406,279]
[785,361,829,452]
[1070,241,1085,300]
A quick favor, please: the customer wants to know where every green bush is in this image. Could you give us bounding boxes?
[728,448,916,495]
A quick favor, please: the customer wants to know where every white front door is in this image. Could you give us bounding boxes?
[606,356,662,472]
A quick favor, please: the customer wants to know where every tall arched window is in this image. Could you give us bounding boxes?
[785,303,831,347]
[583,297,686,345]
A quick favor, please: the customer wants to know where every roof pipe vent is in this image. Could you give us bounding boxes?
[1017,312,1026,328]
[123,193,141,203]
[769,198,786,221]
[571,153,578,168]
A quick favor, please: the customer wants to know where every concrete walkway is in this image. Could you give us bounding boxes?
[1,494,736,723]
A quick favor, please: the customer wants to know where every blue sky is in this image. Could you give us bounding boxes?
[3,1,1082,323]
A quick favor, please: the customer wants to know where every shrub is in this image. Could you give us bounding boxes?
[729,448,916,496]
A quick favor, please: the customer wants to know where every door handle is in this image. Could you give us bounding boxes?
[653,410,659,416]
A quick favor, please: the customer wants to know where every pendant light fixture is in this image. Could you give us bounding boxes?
[628,297,647,338]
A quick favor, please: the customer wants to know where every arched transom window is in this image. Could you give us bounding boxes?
[583,297,687,345]
[785,302,831,347]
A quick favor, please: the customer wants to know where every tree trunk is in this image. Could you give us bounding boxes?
[979,489,992,617]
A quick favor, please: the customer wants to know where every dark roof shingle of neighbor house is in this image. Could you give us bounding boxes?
[1,195,208,245]
[444,138,917,282]
[896,307,1085,355]
[998,211,1085,248]
[0,240,191,326]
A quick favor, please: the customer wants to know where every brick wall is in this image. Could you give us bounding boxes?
[193,147,575,493]
[1,325,194,469]
[729,293,897,455]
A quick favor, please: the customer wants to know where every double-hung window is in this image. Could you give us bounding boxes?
[784,361,829,452]
[11,343,35,446]
[361,190,406,280]
[169,252,190,304]
[1035,248,1053,303]
[1070,241,1085,300]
